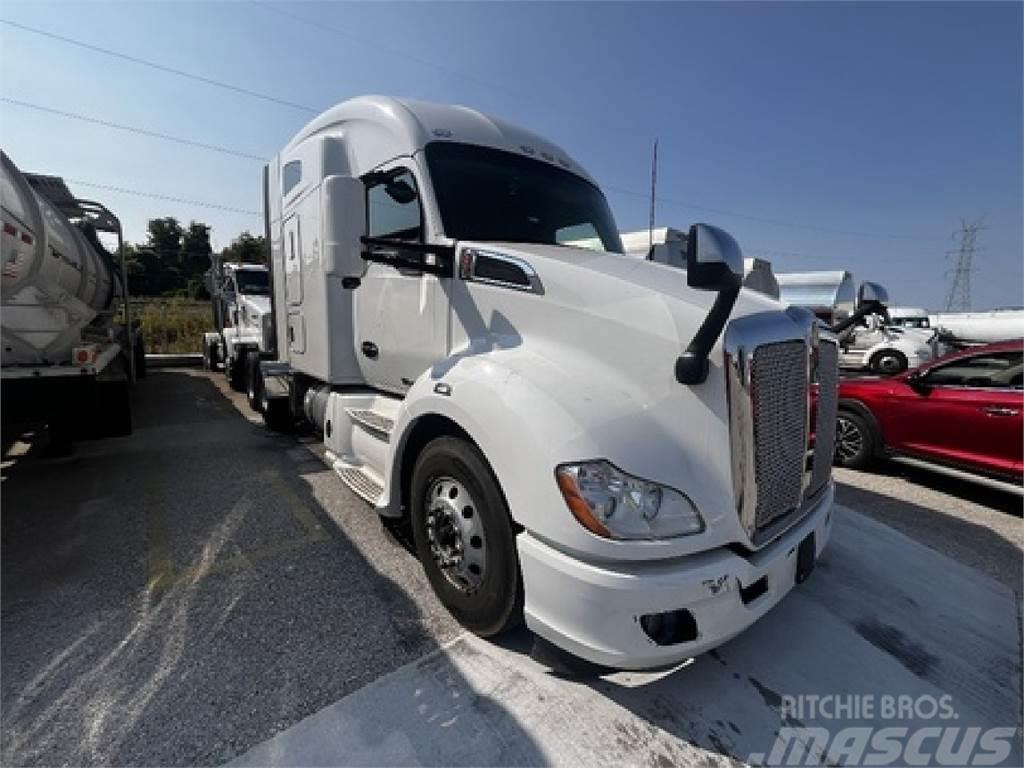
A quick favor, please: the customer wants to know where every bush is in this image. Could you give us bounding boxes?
[128,298,211,354]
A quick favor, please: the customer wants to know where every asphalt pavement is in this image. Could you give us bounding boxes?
[2,369,1021,767]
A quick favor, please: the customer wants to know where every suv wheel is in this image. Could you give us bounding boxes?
[835,410,875,469]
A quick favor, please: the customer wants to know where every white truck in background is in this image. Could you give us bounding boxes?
[201,260,271,407]
[776,270,938,374]
[890,306,1024,347]
[252,96,839,670]
[1,150,139,452]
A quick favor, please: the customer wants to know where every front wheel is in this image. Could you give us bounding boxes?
[870,349,908,375]
[410,437,523,637]
[834,410,875,469]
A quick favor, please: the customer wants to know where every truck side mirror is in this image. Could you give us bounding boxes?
[323,175,367,279]
[857,281,889,307]
[676,223,744,385]
[685,223,743,292]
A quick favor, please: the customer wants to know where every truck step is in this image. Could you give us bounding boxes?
[338,464,385,505]
[345,408,395,440]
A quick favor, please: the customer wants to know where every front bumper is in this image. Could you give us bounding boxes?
[518,483,834,670]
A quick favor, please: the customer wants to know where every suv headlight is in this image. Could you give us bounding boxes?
[555,461,704,540]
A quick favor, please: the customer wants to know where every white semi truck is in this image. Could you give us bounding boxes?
[201,259,271,407]
[1,150,138,452]
[253,96,839,669]
[776,270,938,374]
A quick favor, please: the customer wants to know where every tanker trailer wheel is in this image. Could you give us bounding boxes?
[410,437,523,637]
[133,336,147,380]
[870,349,908,375]
[246,351,263,412]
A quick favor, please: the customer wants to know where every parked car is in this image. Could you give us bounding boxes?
[834,340,1023,489]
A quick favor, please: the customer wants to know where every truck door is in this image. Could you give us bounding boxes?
[282,214,306,354]
[355,165,447,393]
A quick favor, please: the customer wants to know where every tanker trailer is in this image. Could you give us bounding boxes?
[1,150,140,452]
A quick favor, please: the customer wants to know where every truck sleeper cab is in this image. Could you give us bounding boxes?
[259,96,838,669]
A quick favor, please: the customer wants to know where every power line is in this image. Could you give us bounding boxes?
[0,18,318,114]
[2,17,944,244]
[65,180,261,217]
[251,2,929,244]
[1,98,268,162]
[603,184,925,241]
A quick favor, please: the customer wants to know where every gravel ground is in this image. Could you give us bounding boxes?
[834,465,1022,594]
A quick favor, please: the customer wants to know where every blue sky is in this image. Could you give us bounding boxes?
[1,1,1020,310]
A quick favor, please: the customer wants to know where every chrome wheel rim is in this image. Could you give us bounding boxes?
[425,476,486,593]
[835,417,864,462]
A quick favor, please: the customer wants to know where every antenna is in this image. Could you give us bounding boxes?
[648,138,658,251]
[944,216,986,311]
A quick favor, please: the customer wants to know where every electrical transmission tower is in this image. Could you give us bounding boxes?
[944,217,986,311]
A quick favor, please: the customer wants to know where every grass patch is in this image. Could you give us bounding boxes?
[128,298,211,354]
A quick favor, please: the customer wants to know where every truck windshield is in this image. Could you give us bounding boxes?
[235,270,270,295]
[424,142,623,253]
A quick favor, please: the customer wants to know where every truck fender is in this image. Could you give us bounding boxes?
[383,351,589,541]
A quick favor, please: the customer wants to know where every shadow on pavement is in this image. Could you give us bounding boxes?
[1,370,543,767]
[835,473,1022,594]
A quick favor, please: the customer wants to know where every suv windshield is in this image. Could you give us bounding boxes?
[424,142,623,253]
[235,269,270,295]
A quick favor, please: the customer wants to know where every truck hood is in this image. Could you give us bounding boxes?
[445,240,820,557]
[478,241,784,319]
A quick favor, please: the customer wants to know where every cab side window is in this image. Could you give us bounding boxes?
[283,161,302,197]
[924,351,1023,389]
[366,169,422,241]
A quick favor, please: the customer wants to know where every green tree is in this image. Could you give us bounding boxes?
[220,232,267,265]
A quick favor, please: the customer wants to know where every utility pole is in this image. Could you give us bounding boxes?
[648,138,658,251]
[944,217,985,311]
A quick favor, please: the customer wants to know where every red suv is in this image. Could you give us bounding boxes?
[834,340,1023,485]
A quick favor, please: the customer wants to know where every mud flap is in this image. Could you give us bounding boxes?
[795,531,816,584]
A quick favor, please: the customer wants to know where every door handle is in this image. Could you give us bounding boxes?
[982,406,1020,417]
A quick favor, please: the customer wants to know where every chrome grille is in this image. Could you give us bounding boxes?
[808,341,839,497]
[725,310,838,547]
[751,341,808,531]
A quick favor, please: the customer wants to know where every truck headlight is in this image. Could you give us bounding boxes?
[555,461,704,540]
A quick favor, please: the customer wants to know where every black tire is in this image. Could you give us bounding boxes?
[246,351,263,412]
[870,349,908,375]
[201,338,212,370]
[260,388,292,433]
[133,337,147,380]
[227,354,246,391]
[834,409,875,469]
[410,437,523,637]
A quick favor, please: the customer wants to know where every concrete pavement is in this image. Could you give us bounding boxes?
[230,507,1022,767]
